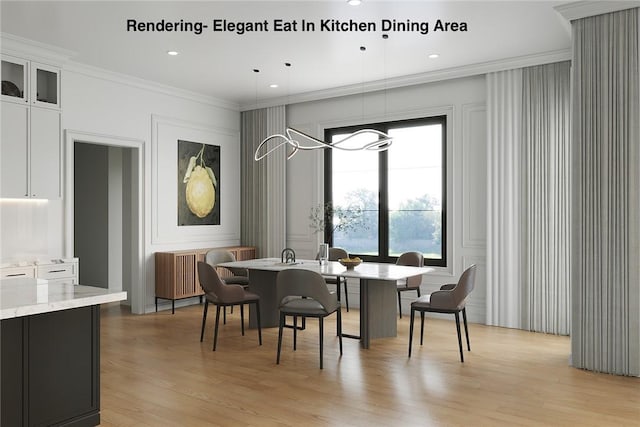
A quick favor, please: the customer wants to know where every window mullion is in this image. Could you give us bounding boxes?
[379,145,389,262]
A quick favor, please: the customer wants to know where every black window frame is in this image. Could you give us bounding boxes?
[324,115,447,267]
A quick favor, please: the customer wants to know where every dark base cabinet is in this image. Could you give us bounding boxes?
[1,305,100,427]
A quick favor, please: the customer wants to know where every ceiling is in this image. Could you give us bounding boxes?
[1,1,575,109]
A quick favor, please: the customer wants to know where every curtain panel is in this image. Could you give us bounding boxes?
[486,69,524,329]
[240,106,287,258]
[522,62,572,335]
[486,62,572,334]
[570,8,640,376]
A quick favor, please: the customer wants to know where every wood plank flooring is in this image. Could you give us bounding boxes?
[99,303,640,426]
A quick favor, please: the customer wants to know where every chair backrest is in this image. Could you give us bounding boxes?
[205,250,247,277]
[429,264,476,310]
[453,264,476,305]
[396,251,424,287]
[276,269,339,313]
[206,250,235,266]
[197,261,245,302]
[328,247,348,261]
[315,247,348,261]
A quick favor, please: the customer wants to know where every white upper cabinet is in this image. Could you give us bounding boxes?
[30,107,61,198]
[31,61,60,109]
[2,54,61,109]
[0,102,29,198]
[1,54,28,104]
[1,52,63,199]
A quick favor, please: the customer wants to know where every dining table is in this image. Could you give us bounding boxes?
[218,257,433,348]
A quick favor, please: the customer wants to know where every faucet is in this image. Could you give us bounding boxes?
[281,248,296,264]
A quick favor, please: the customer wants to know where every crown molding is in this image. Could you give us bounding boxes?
[0,32,76,65]
[239,48,572,111]
[65,61,240,112]
[555,0,640,21]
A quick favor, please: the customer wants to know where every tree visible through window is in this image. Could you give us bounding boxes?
[325,116,446,266]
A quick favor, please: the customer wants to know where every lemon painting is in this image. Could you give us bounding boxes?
[178,140,220,225]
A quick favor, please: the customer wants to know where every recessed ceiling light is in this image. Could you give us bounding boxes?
[428,53,440,59]
[167,50,179,56]
[347,0,362,5]
[269,84,279,88]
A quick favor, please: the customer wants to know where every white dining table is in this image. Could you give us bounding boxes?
[218,257,433,348]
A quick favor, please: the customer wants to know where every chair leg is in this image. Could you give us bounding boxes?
[455,311,464,363]
[277,312,284,364]
[255,301,262,346]
[408,308,415,357]
[343,279,350,312]
[397,291,403,318]
[293,315,297,351]
[240,304,245,336]
[200,300,208,342]
[462,307,470,351]
[223,306,227,325]
[337,309,343,355]
[319,317,324,369]
[213,305,221,351]
[420,312,425,345]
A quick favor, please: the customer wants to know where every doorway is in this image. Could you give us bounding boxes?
[65,131,144,313]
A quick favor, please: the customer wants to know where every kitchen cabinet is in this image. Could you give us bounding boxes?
[0,280,126,427]
[1,307,100,427]
[1,54,62,199]
[155,246,256,313]
[2,54,61,109]
[0,101,61,199]
[0,258,78,283]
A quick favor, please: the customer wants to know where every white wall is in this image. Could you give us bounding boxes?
[0,42,242,313]
[286,75,488,322]
[61,67,242,312]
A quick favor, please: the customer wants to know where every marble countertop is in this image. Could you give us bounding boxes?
[0,278,127,320]
[219,258,434,281]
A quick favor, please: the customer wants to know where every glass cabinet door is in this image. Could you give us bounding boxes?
[1,55,29,104]
[31,62,60,108]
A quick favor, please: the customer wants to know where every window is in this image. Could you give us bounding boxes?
[324,116,446,266]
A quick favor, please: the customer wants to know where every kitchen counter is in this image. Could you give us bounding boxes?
[1,278,127,427]
[0,278,126,319]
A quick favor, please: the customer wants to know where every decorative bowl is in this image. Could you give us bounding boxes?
[338,257,362,269]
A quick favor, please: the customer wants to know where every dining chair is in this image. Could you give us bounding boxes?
[408,264,476,362]
[276,269,343,369]
[316,247,350,312]
[396,251,424,318]
[205,249,249,287]
[205,249,249,323]
[197,261,262,351]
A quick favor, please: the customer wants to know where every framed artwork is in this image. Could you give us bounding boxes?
[177,140,220,225]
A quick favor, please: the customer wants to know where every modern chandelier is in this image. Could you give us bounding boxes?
[254,127,392,161]
[254,44,393,162]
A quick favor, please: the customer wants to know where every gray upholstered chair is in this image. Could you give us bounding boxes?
[205,249,249,287]
[408,264,476,362]
[396,251,424,318]
[197,261,262,351]
[316,247,350,311]
[276,269,343,369]
[205,249,249,322]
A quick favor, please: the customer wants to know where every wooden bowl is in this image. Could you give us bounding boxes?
[338,258,362,269]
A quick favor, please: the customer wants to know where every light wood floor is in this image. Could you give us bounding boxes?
[99,303,639,426]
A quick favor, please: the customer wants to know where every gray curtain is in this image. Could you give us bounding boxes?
[571,8,640,376]
[486,68,524,329]
[240,106,287,258]
[522,61,572,335]
[486,62,571,334]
